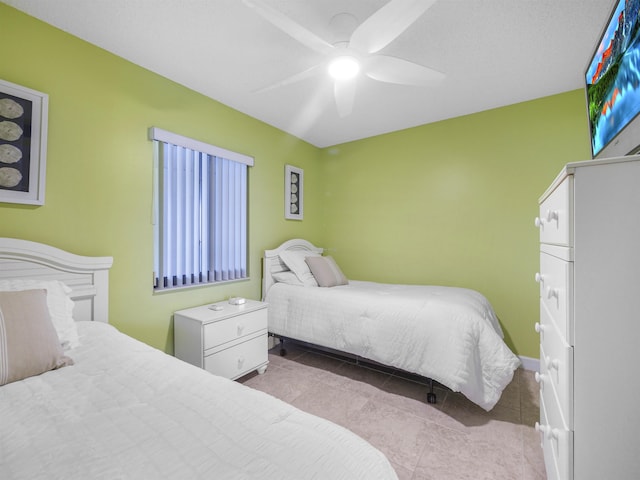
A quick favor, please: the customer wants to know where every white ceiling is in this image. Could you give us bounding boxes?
[3,0,614,147]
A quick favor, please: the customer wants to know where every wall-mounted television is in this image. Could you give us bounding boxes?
[585,0,640,159]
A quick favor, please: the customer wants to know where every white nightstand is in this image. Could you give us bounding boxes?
[174,299,268,380]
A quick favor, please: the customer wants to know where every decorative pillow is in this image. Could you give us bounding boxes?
[272,271,304,286]
[278,250,321,286]
[305,256,349,287]
[0,279,78,350]
[0,289,74,386]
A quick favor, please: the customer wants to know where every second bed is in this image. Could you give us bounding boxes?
[263,239,521,411]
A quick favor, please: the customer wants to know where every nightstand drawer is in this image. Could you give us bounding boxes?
[203,308,267,350]
[174,299,269,379]
[204,334,268,380]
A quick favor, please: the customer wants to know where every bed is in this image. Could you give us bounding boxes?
[0,237,398,480]
[262,239,521,411]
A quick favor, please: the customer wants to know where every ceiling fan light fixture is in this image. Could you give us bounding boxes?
[328,56,360,80]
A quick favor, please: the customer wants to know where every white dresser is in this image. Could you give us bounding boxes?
[535,156,640,480]
[174,299,269,380]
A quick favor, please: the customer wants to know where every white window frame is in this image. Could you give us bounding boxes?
[149,127,254,291]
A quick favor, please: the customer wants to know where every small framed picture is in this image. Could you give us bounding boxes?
[284,164,303,220]
[0,79,48,205]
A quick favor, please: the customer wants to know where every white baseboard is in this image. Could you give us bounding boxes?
[519,355,539,372]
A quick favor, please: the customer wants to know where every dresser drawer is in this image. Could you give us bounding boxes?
[539,306,573,428]
[537,176,572,246]
[203,309,267,350]
[539,393,559,480]
[539,251,573,344]
[539,392,573,480]
[204,334,268,380]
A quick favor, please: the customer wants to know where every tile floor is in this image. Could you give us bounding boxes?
[239,343,546,480]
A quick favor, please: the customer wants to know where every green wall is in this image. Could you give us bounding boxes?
[318,92,591,357]
[1,4,593,358]
[0,4,323,352]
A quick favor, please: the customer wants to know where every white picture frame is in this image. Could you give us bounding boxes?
[0,79,48,205]
[284,164,303,220]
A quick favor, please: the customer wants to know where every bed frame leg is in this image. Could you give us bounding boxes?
[427,378,437,404]
[279,336,287,357]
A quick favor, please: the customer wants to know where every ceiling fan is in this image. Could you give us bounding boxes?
[242,0,445,117]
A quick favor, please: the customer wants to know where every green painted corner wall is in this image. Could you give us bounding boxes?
[318,91,591,357]
[0,4,323,352]
[1,4,593,359]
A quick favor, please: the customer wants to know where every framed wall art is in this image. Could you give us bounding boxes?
[284,164,303,220]
[0,79,48,205]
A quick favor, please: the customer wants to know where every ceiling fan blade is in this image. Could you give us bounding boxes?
[334,77,357,117]
[350,0,438,54]
[253,64,323,94]
[242,0,334,55]
[364,55,444,86]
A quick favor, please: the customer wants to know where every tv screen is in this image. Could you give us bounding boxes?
[585,0,640,159]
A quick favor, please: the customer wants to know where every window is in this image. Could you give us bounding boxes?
[149,127,254,291]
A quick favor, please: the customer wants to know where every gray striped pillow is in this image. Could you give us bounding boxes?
[0,289,73,386]
[305,256,348,287]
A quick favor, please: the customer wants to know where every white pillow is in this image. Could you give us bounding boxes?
[0,279,78,350]
[278,250,321,287]
[272,271,304,286]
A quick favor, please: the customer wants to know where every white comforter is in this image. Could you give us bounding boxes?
[267,281,521,411]
[0,322,397,480]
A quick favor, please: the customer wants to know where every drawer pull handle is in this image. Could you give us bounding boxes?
[534,217,544,229]
[534,322,545,333]
[545,355,559,370]
[546,286,559,299]
[546,209,559,222]
[535,422,559,440]
[237,356,245,369]
[548,428,560,440]
[237,324,245,336]
[534,372,546,390]
[535,272,545,284]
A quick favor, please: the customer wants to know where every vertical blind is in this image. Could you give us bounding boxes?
[150,128,253,291]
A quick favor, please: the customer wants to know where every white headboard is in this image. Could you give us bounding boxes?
[0,238,113,322]
[262,238,323,300]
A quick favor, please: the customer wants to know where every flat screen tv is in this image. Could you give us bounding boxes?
[585,0,640,159]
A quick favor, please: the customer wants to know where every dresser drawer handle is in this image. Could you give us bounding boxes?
[534,372,546,391]
[546,209,559,222]
[237,356,245,369]
[534,217,544,229]
[546,286,559,300]
[545,355,559,370]
[547,428,560,440]
[535,272,545,284]
[237,324,245,336]
[535,422,559,441]
[534,322,545,335]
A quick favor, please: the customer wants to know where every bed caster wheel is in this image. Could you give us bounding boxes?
[279,348,287,357]
[427,392,437,404]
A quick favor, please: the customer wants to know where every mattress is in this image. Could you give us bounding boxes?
[266,280,521,411]
[0,321,397,480]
